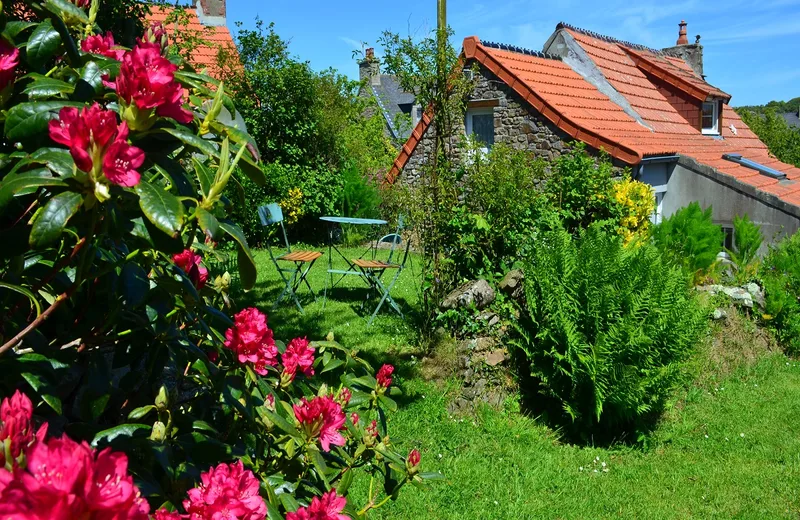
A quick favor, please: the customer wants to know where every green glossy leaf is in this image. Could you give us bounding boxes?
[195,207,219,240]
[161,128,218,158]
[22,75,75,98]
[73,60,103,100]
[218,220,257,290]
[26,20,61,70]
[122,262,149,308]
[0,170,67,210]
[193,157,213,197]
[135,181,184,237]
[236,150,267,187]
[0,281,41,316]
[29,191,83,248]
[191,420,219,434]
[265,501,283,520]
[337,468,355,495]
[91,423,151,447]
[128,405,155,420]
[29,148,74,177]
[44,0,90,25]
[378,394,398,413]
[420,471,446,481]
[262,408,300,437]
[5,101,84,141]
[3,21,36,39]
[20,371,62,414]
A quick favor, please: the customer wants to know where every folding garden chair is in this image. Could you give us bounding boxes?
[351,216,411,325]
[258,203,323,313]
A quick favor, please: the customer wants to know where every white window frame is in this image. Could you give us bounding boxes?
[702,101,719,135]
[465,107,495,154]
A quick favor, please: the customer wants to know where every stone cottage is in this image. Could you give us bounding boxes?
[387,21,800,246]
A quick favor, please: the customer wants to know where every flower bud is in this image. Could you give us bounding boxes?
[155,385,169,411]
[142,22,169,56]
[406,448,421,474]
[335,387,352,407]
[150,420,166,442]
[349,412,359,425]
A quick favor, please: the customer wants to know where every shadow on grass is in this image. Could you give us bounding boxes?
[511,347,663,448]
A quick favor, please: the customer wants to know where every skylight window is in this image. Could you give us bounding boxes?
[702,101,719,135]
[722,154,787,180]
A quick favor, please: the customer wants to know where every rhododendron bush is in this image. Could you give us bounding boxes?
[0,2,436,518]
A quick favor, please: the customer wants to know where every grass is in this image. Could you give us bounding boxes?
[243,248,800,519]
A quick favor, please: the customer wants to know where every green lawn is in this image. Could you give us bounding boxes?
[244,248,800,519]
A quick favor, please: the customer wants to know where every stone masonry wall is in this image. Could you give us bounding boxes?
[400,63,624,185]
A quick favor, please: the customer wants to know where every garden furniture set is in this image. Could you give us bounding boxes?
[258,204,409,323]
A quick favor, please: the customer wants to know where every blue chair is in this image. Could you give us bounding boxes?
[258,203,323,312]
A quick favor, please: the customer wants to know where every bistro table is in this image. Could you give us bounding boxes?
[319,216,388,302]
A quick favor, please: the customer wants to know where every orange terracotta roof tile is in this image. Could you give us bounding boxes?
[146,6,236,78]
[387,31,800,211]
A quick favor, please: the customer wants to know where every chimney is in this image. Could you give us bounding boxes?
[676,20,689,45]
[195,0,226,27]
[662,20,703,77]
[359,47,381,86]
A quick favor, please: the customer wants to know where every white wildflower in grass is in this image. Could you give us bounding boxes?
[704,434,709,439]
[740,433,745,438]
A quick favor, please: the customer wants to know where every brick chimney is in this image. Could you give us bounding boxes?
[194,0,226,27]
[359,47,381,86]
[662,20,704,77]
[676,20,689,45]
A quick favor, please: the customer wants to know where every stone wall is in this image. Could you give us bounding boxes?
[399,63,625,185]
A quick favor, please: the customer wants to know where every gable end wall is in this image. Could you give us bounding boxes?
[399,63,627,185]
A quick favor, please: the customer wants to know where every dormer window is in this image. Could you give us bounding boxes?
[702,101,719,135]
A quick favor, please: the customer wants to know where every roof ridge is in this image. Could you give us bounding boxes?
[481,40,562,61]
[556,22,664,55]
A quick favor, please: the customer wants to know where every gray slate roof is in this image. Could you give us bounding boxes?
[782,111,800,128]
[370,75,415,140]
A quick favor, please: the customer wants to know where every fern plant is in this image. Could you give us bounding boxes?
[761,231,800,354]
[727,214,763,282]
[651,202,723,283]
[514,224,707,436]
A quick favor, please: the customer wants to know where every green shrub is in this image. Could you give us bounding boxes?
[651,202,723,282]
[543,143,618,234]
[728,214,763,282]
[761,231,800,354]
[514,225,707,436]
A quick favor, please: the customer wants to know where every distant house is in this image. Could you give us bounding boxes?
[388,21,800,246]
[358,49,420,142]
[782,110,800,128]
[146,0,236,79]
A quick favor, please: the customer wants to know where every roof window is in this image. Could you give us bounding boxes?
[722,154,787,180]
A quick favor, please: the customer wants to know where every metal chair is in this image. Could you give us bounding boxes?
[352,216,410,325]
[258,203,323,313]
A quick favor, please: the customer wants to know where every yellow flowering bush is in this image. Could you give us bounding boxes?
[613,178,655,245]
[280,187,305,224]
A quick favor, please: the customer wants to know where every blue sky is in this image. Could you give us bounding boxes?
[225,0,800,107]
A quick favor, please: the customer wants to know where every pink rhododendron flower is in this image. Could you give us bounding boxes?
[293,396,346,452]
[0,390,35,464]
[0,434,149,519]
[282,337,315,380]
[172,249,209,290]
[110,42,193,129]
[0,38,20,91]
[265,393,275,410]
[154,508,183,520]
[285,490,350,520]
[376,364,394,391]
[183,460,266,520]
[81,32,126,60]
[48,104,144,189]
[224,307,278,375]
[72,0,90,6]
